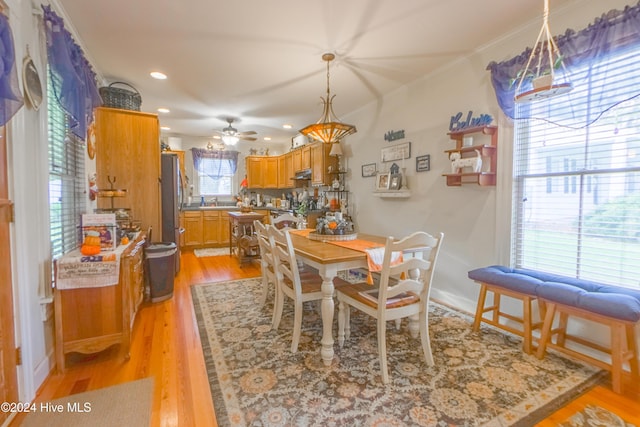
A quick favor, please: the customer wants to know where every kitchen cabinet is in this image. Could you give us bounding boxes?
[54,233,146,372]
[183,211,203,246]
[203,211,221,245]
[442,125,498,186]
[246,156,263,188]
[311,141,336,186]
[301,145,312,170]
[263,157,278,188]
[278,154,295,188]
[246,156,278,188]
[95,107,160,235]
[183,209,234,247]
[292,149,302,172]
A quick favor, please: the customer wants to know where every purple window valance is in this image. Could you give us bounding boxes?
[192,148,239,177]
[487,1,640,128]
[42,5,102,140]
[0,13,24,125]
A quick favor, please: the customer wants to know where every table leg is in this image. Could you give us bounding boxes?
[319,266,337,366]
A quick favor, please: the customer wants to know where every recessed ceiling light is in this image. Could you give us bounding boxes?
[157,107,170,114]
[150,71,167,80]
[263,137,271,141]
[213,135,221,140]
[160,126,171,131]
[282,124,293,129]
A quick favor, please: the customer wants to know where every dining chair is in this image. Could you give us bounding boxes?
[333,231,444,384]
[268,225,324,353]
[271,212,301,230]
[254,220,279,327]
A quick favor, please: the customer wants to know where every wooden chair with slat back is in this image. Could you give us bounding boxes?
[268,225,324,353]
[254,220,279,327]
[333,231,444,384]
[271,213,301,230]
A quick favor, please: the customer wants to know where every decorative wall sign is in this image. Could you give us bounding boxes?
[381,141,411,163]
[449,111,493,132]
[361,163,377,177]
[384,129,405,142]
[416,154,430,172]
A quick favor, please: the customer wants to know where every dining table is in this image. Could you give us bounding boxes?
[287,231,388,366]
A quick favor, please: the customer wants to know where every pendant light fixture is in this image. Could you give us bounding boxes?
[300,53,357,143]
[513,0,572,103]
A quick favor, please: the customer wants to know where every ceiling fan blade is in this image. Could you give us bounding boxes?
[237,130,257,136]
[240,136,257,141]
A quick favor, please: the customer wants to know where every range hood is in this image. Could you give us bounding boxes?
[293,169,311,180]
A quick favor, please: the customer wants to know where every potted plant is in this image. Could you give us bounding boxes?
[510,55,564,90]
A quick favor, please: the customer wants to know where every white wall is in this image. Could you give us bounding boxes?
[343,0,636,316]
[7,0,636,407]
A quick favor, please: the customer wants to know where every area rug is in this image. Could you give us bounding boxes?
[191,278,603,427]
[559,404,637,427]
[194,247,231,257]
[22,377,153,427]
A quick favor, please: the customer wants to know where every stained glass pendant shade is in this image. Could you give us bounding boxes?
[300,53,357,143]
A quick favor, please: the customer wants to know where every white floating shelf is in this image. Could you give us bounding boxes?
[373,190,411,199]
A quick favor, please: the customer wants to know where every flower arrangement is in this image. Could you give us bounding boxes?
[315,215,354,235]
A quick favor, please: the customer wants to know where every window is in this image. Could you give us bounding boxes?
[191,148,239,197]
[512,47,640,288]
[198,157,234,196]
[48,70,86,260]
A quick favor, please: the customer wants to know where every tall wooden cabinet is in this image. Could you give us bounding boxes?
[95,107,161,235]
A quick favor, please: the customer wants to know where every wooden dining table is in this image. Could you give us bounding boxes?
[287,231,388,366]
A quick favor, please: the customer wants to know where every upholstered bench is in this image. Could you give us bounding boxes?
[468,265,640,394]
[468,265,548,354]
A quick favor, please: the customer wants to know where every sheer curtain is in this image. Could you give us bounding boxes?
[487,1,640,129]
[0,13,24,125]
[191,148,239,196]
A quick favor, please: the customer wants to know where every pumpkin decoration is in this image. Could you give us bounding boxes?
[81,231,102,255]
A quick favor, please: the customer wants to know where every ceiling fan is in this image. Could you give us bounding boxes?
[215,118,257,145]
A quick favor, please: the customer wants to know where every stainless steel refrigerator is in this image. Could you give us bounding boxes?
[161,153,184,274]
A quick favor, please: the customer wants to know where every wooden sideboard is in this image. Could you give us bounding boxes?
[54,233,146,372]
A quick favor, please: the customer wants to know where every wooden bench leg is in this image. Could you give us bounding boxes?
[611,323,624,394]
[473,283,489,332]
[536,302,556,359]
[626,324,639,378]
[523,295,533,354]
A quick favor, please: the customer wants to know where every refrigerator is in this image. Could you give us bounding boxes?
[161,153,184,274]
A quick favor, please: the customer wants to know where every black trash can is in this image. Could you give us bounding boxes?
[146,242,177,302]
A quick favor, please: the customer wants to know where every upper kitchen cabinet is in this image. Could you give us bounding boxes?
[311,142,336,186]
[246,155,278,189]
[95,107,161,235]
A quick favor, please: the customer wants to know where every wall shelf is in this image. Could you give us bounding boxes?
[373,190,411,198]
[443,125,497,187]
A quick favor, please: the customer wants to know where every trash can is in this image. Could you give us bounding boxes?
[146,242,177,302]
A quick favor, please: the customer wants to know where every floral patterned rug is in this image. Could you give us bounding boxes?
[191,277,604,427]
[559,404,637,427]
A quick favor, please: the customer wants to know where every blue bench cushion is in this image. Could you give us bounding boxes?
[468,265,640,323]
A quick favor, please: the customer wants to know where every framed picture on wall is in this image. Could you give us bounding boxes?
[381,141,411,163]
[362,163,377,177]
[416,154,431,172]
[376,172,390,190]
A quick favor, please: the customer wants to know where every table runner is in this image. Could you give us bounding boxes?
[328,239,402,284]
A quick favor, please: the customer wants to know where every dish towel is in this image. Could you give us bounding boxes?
[329,239,403,284]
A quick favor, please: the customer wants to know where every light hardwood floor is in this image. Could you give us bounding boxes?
[11,250,640,426]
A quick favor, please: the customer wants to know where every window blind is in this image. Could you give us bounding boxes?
[48,70,86,260]
[512,46,640,288]
[198,157,234,196]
